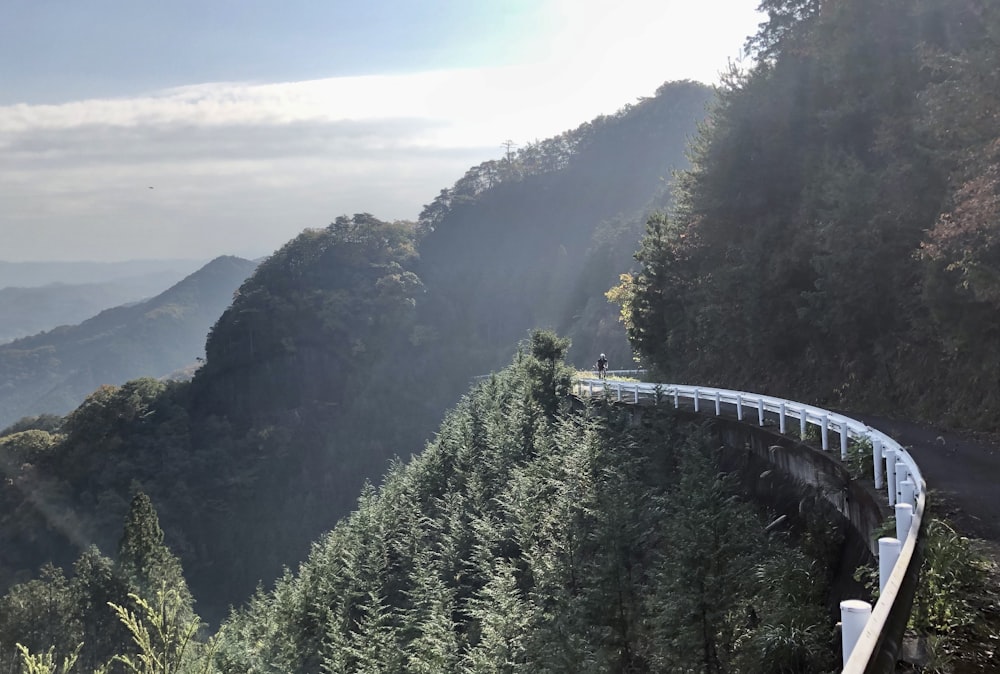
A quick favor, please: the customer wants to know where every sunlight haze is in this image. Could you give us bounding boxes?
[0,0,763,262]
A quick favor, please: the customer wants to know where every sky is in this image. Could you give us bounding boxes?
[0,0,764,262]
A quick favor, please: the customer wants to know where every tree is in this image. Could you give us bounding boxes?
[521,330,573,418]
[71,546,133,672]
[745,0,822,61]
[645,441,760,672]
[0,565,76,672]
[109,588,213,674]
[116,492,194,623]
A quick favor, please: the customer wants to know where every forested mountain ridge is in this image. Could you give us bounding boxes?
[0,271,197,345]
[0,256,258,430]
[214,335,839,673]
[0,222,430,623]
[0,80,714,627]
[418,80,713,375]
[1,0,1000,669]
[622,0,1000,430]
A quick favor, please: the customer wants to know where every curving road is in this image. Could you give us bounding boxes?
[848,412,1000,544]
[593,377,1000,544]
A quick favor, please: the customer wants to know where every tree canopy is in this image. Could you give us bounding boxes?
[621,0,1000,428]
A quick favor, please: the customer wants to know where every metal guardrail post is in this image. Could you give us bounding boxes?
[879,537,902,593]
[895,503,913,542]
[900,480,915,509]
[895,460,908,505]
[757,399,764,426]
[715,391,721,416]
[779,401,786,433]
[841,600,873,666]
[885,449,897,506]
[840,423,849,460]
[822,414,830,450]
[736,394,743,421]
[873,438,884,490]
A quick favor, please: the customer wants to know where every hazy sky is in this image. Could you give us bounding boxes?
[1,0,763,262]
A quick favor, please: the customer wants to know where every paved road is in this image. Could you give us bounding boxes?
[594,382,1000,544]
[847,412,1000,544]
[662,393,1000,543]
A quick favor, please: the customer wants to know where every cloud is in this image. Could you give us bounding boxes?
[0,66,641,152]
[0,0,762,261]
[0,72,513,260]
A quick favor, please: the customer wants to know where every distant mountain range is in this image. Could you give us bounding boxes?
[0,256,258,429]
[0,273,200,344]
[0,81,715,621]
[0,258,213,344]
[0,259,208,288]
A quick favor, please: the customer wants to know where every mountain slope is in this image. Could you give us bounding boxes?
[0,256,257,429]
[621,0,1000,430]
[417,80,713,376]
[0,271,199,344]
[215,340,837,673]
[0,82,717,623]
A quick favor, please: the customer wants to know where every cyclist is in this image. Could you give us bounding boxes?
[596,353,608,380]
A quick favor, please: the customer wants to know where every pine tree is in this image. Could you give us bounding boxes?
[70,546,133,672]
[117,492,195,624]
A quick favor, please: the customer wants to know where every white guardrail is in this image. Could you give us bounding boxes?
[574,378,926,673]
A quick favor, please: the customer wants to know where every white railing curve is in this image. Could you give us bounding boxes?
[574,378,926,674]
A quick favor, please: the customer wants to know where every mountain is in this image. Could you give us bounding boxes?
[4,1,1000,668]
[417,80,714,377]
[0,80,715,624]
[0,256,258,430]
[214,338,839,673]
[621,0,1000,430]
[0,272,200,344]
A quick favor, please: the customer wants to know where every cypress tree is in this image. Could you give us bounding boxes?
[116,491,194,622]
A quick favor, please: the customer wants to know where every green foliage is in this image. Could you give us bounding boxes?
[0,497,202,674]
[845,439,874,481]
[213,350,838,673]
[2,415,63,437]
[912,520,992,636]
[117,492,193,617]
[744,0,822,61]
[0,429,61,464]
[15,643,82,674]
[0,257,257,430]
[624,0,1000,429]
[854,516,1000,671]
[521,330,574,418]
[108,588,210,674]
[0,565,77,669]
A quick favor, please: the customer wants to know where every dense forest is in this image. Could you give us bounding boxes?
[1,0,1000,671]
[0,81,711,625]
[620,0,1000,430]
[2,335,842,673]
[416,79,713,372]
[0,256,257,429]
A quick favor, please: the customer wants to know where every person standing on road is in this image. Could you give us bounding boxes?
[596,353,608,379]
